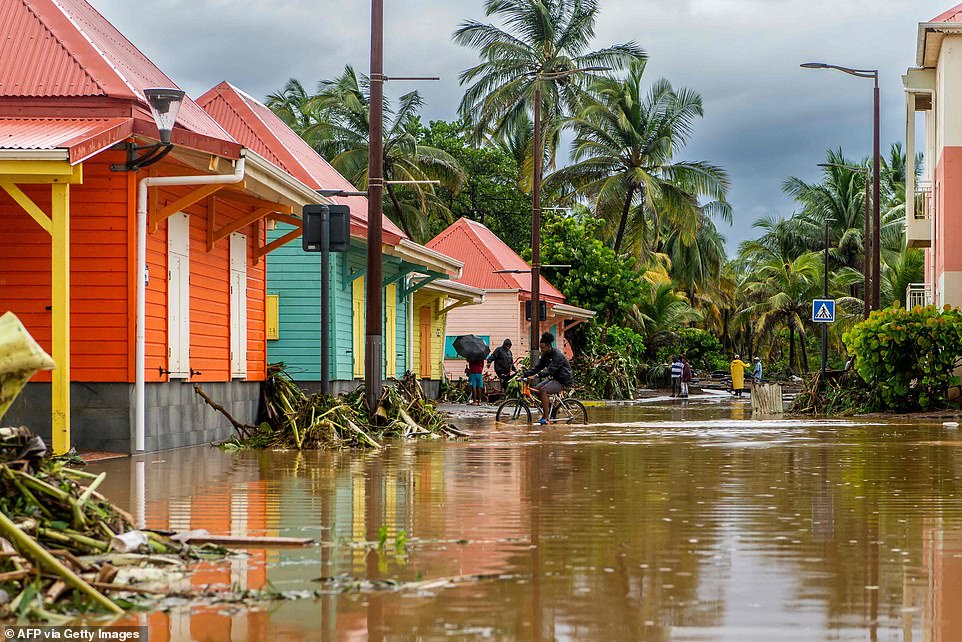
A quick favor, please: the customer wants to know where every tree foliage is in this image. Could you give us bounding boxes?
[843,305,962,412]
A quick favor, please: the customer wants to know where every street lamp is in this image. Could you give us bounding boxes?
[821,217,836,379]
[526,66,609,360]
[801,62,880,312]
[818,162,871,319]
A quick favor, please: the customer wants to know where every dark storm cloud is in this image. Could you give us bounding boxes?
[91,0,959,251]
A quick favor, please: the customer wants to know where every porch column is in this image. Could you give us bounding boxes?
[50,182,70,454]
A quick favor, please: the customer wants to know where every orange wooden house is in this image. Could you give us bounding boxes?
[0,0,327,453]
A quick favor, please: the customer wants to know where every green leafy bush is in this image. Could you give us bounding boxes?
[656,328,727,372]
[843,304,962,411]
[572,323,648,399]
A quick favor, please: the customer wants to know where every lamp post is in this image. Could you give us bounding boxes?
[821,217,835,378]
[527,66,609,360]
[817,162,872,319]
[802,62,880,312]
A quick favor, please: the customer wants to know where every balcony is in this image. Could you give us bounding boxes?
[906,283,933,309]
[906,180,931,248]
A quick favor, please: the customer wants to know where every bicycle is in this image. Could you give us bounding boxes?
[495,375,588,425]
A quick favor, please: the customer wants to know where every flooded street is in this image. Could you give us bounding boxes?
[88,397,962,641]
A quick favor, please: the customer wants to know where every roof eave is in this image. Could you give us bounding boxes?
[917,22,962,67]
[551,303,596,320]
[0,149,69,161]
[392,238,463,278]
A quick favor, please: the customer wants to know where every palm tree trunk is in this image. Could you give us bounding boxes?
[613,184,636,254]
[788,326,796,375]
[799,329,810,372]
[385,181,413,239]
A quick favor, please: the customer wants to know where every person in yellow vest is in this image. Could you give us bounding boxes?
[730,354,750,397]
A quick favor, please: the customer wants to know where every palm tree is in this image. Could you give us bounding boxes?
[630,282,700,352]
[783,150,868,277]
[267,67,466,242]
[454,0,644,151]
[548,61,731,255]
[743,252,823,373]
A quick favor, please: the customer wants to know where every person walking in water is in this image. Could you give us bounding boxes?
[465,358,485,405]
[487,338,516,395]
[670,355,683,397]
[751,357,763,385]
[680,355,693,398]
[730,354,750,397]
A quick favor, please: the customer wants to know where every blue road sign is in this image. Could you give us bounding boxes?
[812,299,836,323]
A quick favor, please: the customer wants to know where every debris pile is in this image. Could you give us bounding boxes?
[219,365,467,451]
[0,427,212,621]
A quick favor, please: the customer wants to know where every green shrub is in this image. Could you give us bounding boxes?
[572,323,648,399]
[656,328,727,372]
[843,304,962,411]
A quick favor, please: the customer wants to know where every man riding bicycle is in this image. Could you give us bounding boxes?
[522,332,573,424]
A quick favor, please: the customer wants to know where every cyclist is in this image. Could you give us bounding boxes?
[522,332,573,424]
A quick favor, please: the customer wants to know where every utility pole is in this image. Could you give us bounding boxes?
[366,0,384,411]
[529,82,542,361]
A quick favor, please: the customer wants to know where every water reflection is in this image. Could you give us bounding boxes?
[86,400,962,641]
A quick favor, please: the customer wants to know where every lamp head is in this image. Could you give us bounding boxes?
[143,88,186,145]
[800,62,828,69]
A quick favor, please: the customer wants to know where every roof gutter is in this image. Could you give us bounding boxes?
[134,152,246,452]
[0,150,69,161]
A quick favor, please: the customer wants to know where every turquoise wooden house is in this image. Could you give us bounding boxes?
[198,83,470,391]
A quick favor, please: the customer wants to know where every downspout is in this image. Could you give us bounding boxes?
[134,153,247,452]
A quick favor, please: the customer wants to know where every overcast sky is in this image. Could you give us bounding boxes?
[92,0,957,252]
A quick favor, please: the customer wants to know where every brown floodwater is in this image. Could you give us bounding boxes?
[84,396,962,641]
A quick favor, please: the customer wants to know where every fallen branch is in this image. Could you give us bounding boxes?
[193,383,257,437]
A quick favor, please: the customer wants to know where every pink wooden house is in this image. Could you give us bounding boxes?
[426,218,594,379]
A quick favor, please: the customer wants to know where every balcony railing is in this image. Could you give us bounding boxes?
[915,180,932,220]
[906,283,933,308]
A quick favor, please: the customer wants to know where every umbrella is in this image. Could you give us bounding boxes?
[453,335,490,362]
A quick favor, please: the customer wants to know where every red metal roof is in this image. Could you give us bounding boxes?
[932,3,962,22]
[0,116,132,163]
[197,81,407,242]
[426,218,565,301]
[0,0,239,156]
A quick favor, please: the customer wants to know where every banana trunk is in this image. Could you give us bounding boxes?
[0,311,56,421]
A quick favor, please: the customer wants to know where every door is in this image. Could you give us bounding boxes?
[230,233,248,378]
[385,283,397,379]
[419,306,432,378]
[352,276,365,378]
[167,212,190,378]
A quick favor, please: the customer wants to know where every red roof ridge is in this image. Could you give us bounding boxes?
[47,0,134,97]
[224,82,322,190]
[452,218,509,288]
[931,3,962,22]
[196,83,276,163]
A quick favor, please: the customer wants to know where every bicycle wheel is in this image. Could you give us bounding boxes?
[551,398,588,424]
[496,398,531,425]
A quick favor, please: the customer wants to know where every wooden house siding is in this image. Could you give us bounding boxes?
[443,291,520,379]
[265,223,321,378]
[0,152,131,382]
[266,233,410,381]
[411,290,446,380]
[143,176,270,383]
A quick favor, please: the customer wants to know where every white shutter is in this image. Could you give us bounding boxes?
[230,233,248,378]
[167,213,190,378]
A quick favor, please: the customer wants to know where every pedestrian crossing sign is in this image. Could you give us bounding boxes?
[812,299,835,323]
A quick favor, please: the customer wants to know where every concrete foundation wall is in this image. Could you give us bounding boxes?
[3,381,260,454]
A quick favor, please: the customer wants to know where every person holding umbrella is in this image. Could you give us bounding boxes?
[453,335,491,405]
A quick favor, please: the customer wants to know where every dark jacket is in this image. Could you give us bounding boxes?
[681,361,693,383]
[487,345,515,375]
[524,347,573,386]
